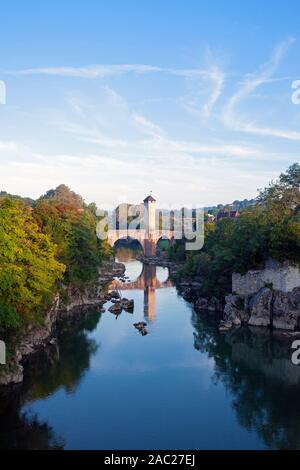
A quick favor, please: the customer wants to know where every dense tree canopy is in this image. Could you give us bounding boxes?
[170,164,300,298]
[39,185,84,209]
[0,200,65,332]
[0,187,112,335]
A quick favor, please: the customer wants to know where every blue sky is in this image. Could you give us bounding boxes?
[0,0,299,207]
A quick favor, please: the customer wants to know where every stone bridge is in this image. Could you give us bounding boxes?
[106,195,175,256]
[107,228,175,256]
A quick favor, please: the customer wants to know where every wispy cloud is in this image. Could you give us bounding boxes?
[12,64,162,78]
[1,41,298,205]
[132,112,164,139]
[179,65,225,118]
[0,144,283,207]
[54,85,294,165]
[59,114,286,162]
[11,63,217,81]
[12,62,226,118]
[203,65,225,116]
[222,37,300,140]
[179,48,225,117]
[0,140,28,153]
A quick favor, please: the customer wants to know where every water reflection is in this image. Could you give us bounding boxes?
[0,310,101,449]
[192,310,300,449]
[26,311,100,399]
[112,253,172,322]
[115,248,143,282]
[1,252,300,449]
[143,265,157,321]
[0,391,65,450]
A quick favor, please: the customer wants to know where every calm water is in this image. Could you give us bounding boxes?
[1,249,300,450]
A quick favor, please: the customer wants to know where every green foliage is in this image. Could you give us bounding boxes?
[0,190,34,207]
[264,282,273,290]
[34,200,112,288]
[0,199,65,332]
[168,239,186,262]
[174,163,300,298]
[258,162,300,205]
[64,211,106,286]
[39,184,84,209]
[0,187,112,334]
[182,252,211,277]
[0,302,21,331]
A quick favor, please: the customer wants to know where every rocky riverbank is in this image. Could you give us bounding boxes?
[0,259,125,386]
[59,260,125,316]
[160,256,300,336]
[222,286,300,332]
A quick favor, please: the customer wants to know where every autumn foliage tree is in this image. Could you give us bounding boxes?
[0,200,65,332]
[0,185,112,335]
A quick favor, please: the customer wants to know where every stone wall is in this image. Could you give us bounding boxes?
[232,259,300,295]
[221,260,300,331]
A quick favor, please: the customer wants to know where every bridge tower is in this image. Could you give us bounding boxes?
[143,195,156,256]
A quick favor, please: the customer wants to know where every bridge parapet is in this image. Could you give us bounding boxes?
[107,229,174,243]
[107,228,175,256]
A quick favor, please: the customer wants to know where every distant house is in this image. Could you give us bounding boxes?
[217,210,239,221]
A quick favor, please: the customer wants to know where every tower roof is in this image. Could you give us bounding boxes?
[143,195,156,203]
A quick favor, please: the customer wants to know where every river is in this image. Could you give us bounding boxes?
[1,248,300,450]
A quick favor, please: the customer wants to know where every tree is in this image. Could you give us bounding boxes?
[0,199,65,332]
[39,185,84,209]
[33,199,112,288]
[280,163,300,188]
[175,163,300,298]
[258,163,300,207]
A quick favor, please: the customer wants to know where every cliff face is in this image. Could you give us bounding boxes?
[0,259,125,386]
[223,287,300,331]
[0,295,61,386]
[221,261,300,332]
[58,260,125,316]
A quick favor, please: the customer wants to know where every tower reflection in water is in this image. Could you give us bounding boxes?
[112,257,172,322]
[143,264,157,322]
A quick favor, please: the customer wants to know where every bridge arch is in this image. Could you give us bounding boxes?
[156,235,174,255]
[105,195,177,258]
[107,228,175,257]
[113,236,144,254]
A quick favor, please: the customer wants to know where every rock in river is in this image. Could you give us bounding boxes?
[121,298,134,312]
[133,322,148,336]
[108,303,122,315]
[134,321,147,330]
[110,290,121,299]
